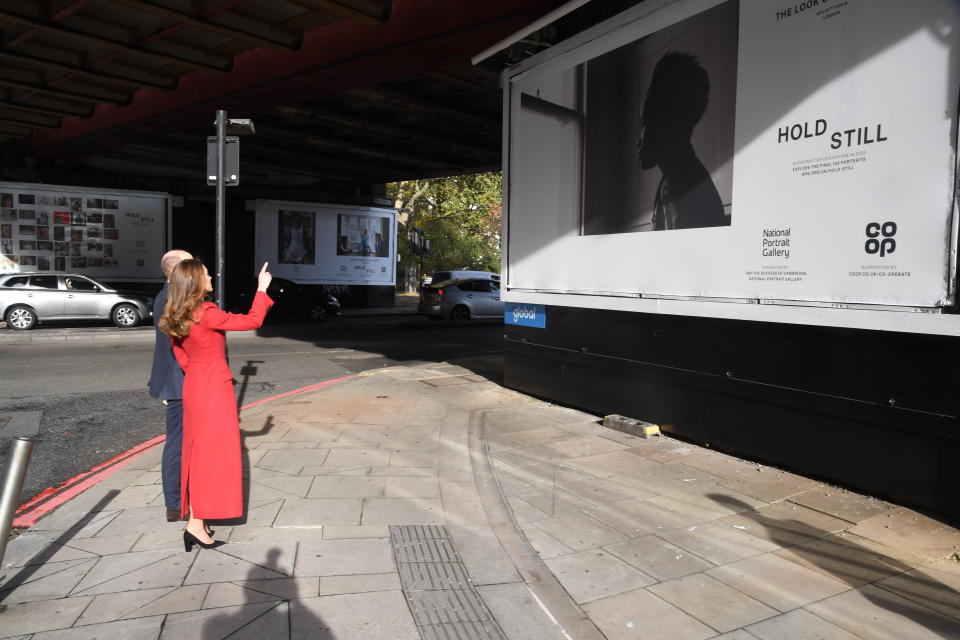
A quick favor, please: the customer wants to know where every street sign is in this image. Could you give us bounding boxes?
[206,136,239,186]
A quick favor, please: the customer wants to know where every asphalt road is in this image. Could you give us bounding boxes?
[0,317,504,507]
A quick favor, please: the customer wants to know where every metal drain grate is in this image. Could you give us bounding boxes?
[390,525,506,640]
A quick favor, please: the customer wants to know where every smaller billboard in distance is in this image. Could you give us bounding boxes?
[254,200,397,286]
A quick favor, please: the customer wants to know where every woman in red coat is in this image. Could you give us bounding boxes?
[159,259,273,550]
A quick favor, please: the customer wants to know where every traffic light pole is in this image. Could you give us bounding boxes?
[214,109,227,309]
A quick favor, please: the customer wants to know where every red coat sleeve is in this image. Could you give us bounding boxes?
[199,291,274,331]
[172,339,188,371]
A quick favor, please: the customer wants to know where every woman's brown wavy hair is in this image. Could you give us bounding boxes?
[158,258,208,340]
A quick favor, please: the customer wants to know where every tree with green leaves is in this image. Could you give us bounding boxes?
[388,172,502,288]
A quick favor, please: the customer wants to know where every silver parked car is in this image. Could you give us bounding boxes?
[0,272,153,330]
[418,278,504,320]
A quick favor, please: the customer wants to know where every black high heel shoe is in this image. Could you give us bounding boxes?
[183,529,225,552]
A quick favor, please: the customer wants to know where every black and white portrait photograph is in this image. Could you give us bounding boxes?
[581,0,738,234]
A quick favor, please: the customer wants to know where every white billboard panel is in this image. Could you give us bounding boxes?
[505,0,960,317]
[253,200,397,285]
[0,182,169,281]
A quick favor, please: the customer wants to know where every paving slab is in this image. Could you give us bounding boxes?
[648,573,778,633]
[544,549,656,604]
[604,535,715,581]
[294,538,395,577]
[33,615,165,640]
[744,608,861,640]
[805,583,960,640]
[290,591,419,640]
[0,596,93,637]
[582,588,716,640]
[706,552,851,612]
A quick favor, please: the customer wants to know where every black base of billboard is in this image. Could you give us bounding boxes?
[504,305,960,520]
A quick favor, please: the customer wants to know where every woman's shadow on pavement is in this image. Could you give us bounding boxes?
[707,493,960,633]
[200,547,331,639]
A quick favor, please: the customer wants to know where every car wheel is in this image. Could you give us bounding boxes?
[112,303,140,328]
[308,303,327,322]
[6,305,37,330]
[449,305,470,321]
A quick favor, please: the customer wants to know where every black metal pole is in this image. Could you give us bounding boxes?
[215,109,227,309]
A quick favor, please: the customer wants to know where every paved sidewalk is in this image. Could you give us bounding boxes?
[1,356,959,639]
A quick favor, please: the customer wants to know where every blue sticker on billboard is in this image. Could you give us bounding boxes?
[505,303,546,328]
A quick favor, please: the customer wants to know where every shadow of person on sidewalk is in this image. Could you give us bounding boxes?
[209,414,275,531]
[200,547,328,639]
[707,493,960,633]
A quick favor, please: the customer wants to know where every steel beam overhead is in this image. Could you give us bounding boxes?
[0,9,233,73]
[106,0,303,51]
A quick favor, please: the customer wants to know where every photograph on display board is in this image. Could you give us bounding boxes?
[37,241,52,251]
[55,242,67,255]
[69,197,82,212]
[71,257,86,268]
[1,224,9,239]
[38,195,53,206]
[277,210,315,264]
[336,213,390,256]
[37,212,49,226]
[579,0,737,234]
[1,193,12,208]
[104,228,118,239]
[1,209,15,221]
[54,210,70,224]
[71,229,83,241]
[71,242,80,256]
[86,198,102,209]
[54,227,64,241]
[103,213,115,228]
[37,227,49,240]
[1,240,12,254]
[104,243,113,257]
[19,225,35,236]
[87,227,102,238]
[104,200,118,210]
[72,211,86,225]
[37,256,49,270]
[88,213,102,224]
[18,194,35,205]
[19,209,34,221]
[55,257,65,270]
[20,240,35,251]
[56,196,68,207]
[2,255,18,268]
[21,255,36,266]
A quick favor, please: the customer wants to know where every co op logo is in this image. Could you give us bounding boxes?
[865,221,896,257]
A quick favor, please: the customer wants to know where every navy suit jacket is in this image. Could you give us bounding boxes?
[147,283,185,400]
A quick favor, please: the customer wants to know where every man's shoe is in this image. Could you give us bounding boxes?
[166,509,182,522]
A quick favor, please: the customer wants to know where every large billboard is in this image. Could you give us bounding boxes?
[504,0,960,332]
[254,200,397,285]
[0,182,169,281]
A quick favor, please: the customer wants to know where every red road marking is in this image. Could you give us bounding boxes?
[13,375,356,528]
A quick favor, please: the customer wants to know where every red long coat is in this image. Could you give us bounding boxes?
[172,292,273,519]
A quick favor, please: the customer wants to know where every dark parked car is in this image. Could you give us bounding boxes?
[0,272,153,330]
[231,277,340,322]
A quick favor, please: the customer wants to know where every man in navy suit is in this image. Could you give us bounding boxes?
[148,249,192,521]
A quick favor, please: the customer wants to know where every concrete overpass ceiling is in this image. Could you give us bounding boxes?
[0,0,642,191]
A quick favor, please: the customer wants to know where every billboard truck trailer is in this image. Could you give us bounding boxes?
[501,0,960,518]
